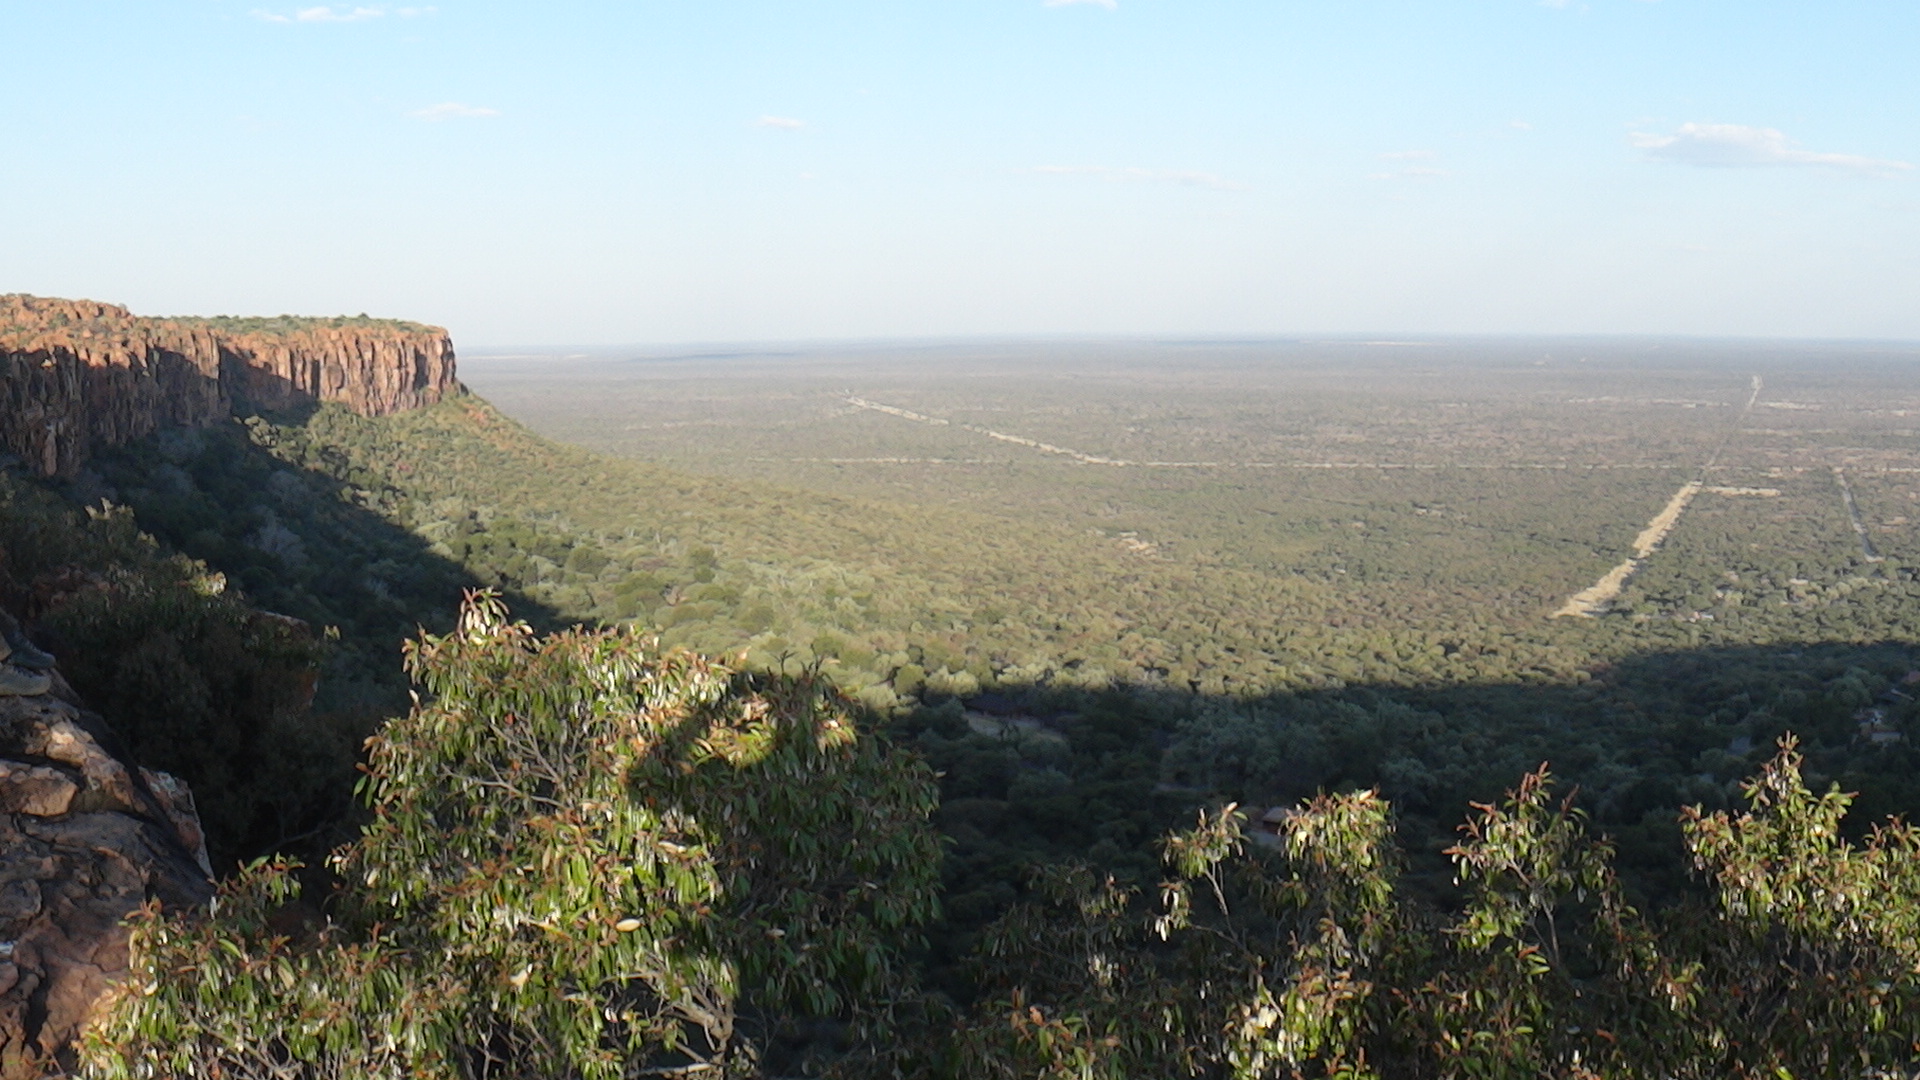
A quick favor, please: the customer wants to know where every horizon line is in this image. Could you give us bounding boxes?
[458,330,1920,358]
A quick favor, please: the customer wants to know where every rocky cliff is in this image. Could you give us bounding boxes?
[0,295,457,478]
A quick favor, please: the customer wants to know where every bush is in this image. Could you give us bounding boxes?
[45,573,334,866]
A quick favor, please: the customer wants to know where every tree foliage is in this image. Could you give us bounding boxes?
[87,593,941,1079]
[938,740,1920,1079]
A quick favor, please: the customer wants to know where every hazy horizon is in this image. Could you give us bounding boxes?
[458,333,1920,360]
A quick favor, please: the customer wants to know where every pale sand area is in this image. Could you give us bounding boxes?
[1553,376,1765,618]
[1554,480,1702,618]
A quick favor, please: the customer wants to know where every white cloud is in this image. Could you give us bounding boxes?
[1034,165,1245,191]
[1631,122,1912,173]
[1044,0,1118,8]
[1379,149,1437,160]
[409,102,500,121]
[299,6,382,21]
[1510,120,1533,131]
[756,115,807,130]
[252,5,433,22]
[1369,166,1449,181]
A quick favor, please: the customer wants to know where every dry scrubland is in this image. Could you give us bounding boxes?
[33,333,1920,1076]
[444,340,1920,905]
[466,338,1920,634]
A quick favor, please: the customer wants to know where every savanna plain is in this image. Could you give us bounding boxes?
[34,331,1920,1076]
[459,337,1920,902]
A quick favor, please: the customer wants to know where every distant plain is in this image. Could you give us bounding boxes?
[462,338,1920,639]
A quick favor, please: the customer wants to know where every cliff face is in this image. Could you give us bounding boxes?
[0,295,457,477]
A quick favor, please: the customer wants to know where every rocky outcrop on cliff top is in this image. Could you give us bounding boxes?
[0,295,457,478]
[0,673,212,1078]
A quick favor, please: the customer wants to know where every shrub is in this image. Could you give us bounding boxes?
[45,572,333,866]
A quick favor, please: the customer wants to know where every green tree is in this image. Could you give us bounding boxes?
[88,593,941,1079]
[1678,736,1920,1077]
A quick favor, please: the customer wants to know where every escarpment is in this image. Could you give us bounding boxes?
[0,295,457,477]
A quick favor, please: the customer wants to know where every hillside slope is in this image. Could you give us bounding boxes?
[227,395,1613,699]
[67,394,1920,913]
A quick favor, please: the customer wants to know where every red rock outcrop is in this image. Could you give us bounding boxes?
[0,680,212,1078]
[0,295,457,477]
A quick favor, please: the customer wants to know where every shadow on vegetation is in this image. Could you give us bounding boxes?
[87,596,946,1079]
[8,363,1920,1024]
[3,385,561,871]
[76,397,564,699]
[899,635,1920,992]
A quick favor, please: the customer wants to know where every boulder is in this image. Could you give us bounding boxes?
[0,682,212,1078]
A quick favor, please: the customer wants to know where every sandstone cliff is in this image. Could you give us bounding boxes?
[0,295,457,477]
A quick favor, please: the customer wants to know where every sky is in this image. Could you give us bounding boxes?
[2,1,1916,345]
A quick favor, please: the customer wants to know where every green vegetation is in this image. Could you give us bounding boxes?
[19,338,1920,1074]
[451,344,1920,909]
[0,292,435,339]
[0,467,334,867]
[57,353,1920,932]
[79,418,492,711]
[85,621,1920,1076]
[87,594,940,1079]
[169,313,440,335]
[933,739,1920,1079]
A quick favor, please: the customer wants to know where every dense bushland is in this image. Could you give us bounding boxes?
[929,737,1920,1079]
[7,383,1920,1074]
[83,600,1920,1077]
[0,467,337,866]
[52,397,1920,936]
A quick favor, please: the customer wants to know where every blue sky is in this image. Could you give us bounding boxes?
[2,2,1915,344]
